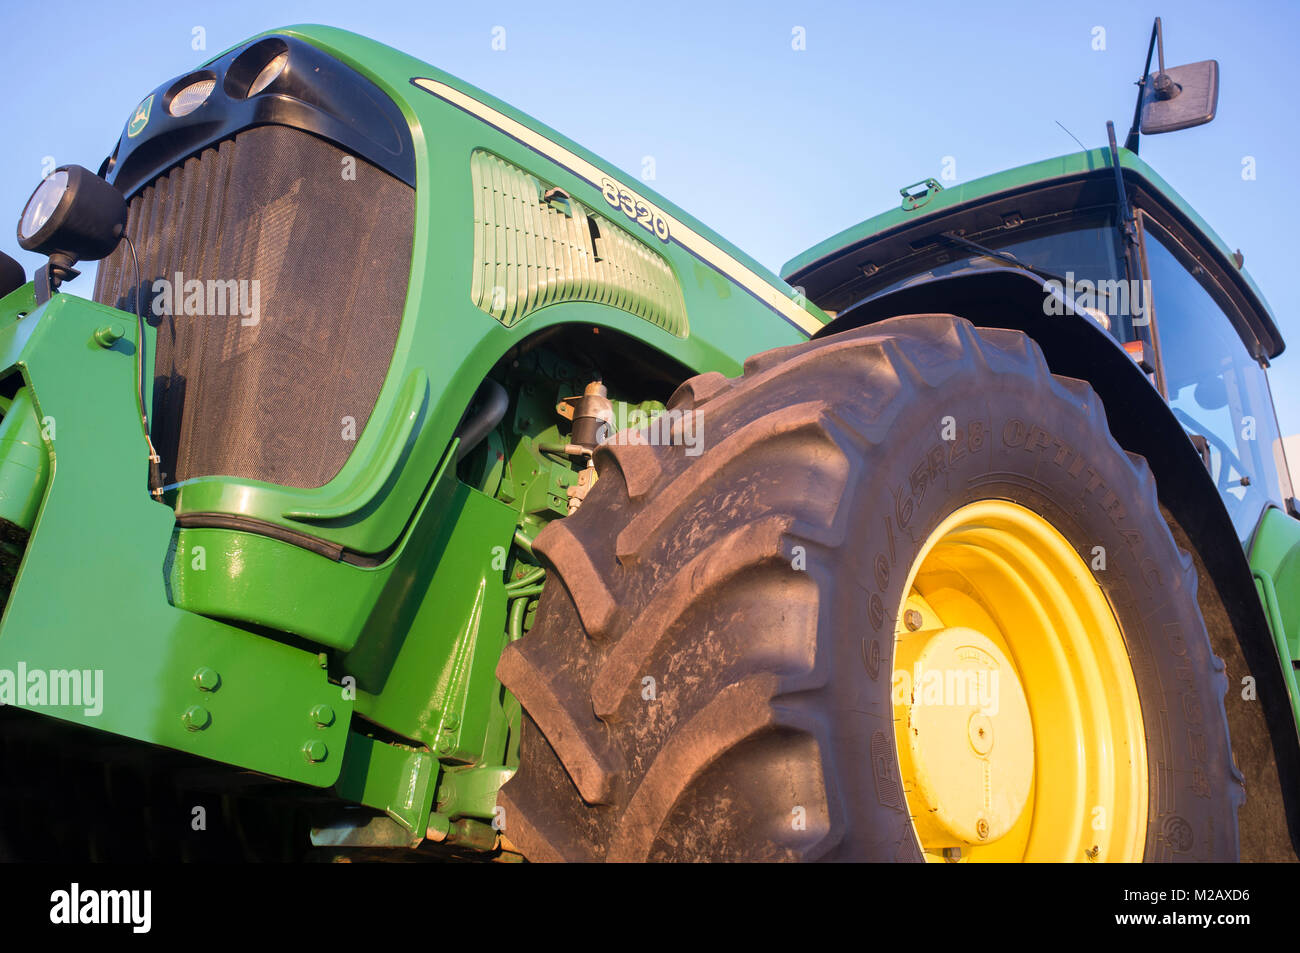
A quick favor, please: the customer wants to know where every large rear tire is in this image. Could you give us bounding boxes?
[497,315,1244,861]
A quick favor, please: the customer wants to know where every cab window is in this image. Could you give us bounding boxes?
[1142,218,1291,540]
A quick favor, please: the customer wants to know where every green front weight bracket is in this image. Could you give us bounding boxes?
[0,293,351,786]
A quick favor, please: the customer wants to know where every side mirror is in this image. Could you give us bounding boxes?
[1140,59,1219,135]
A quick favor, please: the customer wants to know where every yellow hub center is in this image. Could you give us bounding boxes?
[894,626,1033,847]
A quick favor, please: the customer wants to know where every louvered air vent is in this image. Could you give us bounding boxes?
[469,151,688,337]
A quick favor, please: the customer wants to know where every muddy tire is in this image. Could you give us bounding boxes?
[497,315,1244,861]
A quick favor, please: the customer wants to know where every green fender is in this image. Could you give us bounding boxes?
[1249,506,1300,737]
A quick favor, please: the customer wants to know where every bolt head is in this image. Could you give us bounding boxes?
[94,323,125,348]
[182,705,211,731]
[904,609,924,631]
[193,667,221,692]
[302,740,328,763]
[311,703,335,728]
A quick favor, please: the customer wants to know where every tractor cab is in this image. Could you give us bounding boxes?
[782,22,1293,545]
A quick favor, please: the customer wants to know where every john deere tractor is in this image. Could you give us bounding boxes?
[1,18,1297,862]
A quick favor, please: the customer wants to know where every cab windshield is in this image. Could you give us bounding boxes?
[862,211,1141,343]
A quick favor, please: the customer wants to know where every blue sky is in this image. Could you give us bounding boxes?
[3,0,1297,433]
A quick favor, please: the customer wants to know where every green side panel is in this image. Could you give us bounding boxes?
[346,483,517,758]
[169,528,375,653]
[169,431,521,771]
[0,294,350,786]
[469,150,688,336]
[1249,506,1300,733]
[169,434,461,656]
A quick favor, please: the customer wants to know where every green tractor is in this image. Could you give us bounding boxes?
[0,18,1296,863]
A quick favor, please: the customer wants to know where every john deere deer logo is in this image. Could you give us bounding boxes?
[127,95,154,138]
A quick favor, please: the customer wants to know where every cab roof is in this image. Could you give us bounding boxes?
[781,148,1283,358]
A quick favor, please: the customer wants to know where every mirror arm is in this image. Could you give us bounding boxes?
[1124,17,1162,153]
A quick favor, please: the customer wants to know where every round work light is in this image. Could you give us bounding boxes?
[17,164,127,262]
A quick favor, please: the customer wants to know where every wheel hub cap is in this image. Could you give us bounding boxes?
[894,626,1033,846]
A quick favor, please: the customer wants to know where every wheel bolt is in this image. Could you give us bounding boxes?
[904,609,924,631]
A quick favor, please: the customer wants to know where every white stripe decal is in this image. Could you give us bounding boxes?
[411,77,822,337]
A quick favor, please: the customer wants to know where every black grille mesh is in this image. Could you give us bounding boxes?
[94,125,414,489]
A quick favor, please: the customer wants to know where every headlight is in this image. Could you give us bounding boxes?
[170,77,215,116]
[19,170,68,242]
[16,164,127,262]
[248,50,288,96]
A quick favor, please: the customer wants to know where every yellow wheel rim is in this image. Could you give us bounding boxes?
[892,500,1147,862]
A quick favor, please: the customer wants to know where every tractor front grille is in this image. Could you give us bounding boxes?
[94,124,414,490]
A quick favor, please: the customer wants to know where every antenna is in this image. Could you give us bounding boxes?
[1055,121,1087,151]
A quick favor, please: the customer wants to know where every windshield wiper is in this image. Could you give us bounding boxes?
[938,231,1125,314]
[938,231,1073,288]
